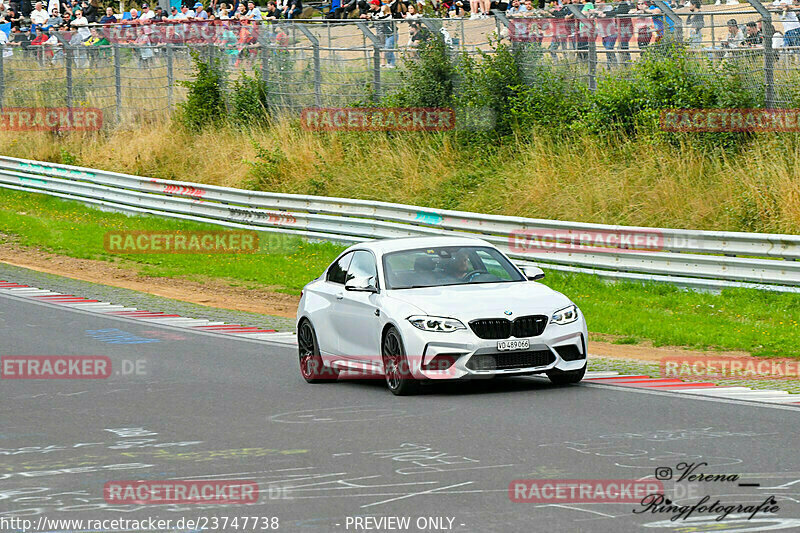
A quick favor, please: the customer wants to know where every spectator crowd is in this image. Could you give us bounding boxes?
[0,0,796,66]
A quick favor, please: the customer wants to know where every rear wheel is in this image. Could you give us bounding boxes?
[546,366,586,385]
[382,327,420,396]
[298,320,339,383]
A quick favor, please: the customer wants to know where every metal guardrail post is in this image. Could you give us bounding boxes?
[494,12,517,55]
[65,46,74,109]
[114,44,122,123]
[166,44,174,112]
[567,5,596,91]
[256,31,271,110]
[0,46,4,109]
[295,24,322,107]
[710,13,715,47]
[494,11,510,31]
[356,21,382,103]
[258,34,269,85]
[420,18,443,37]
[652,0,684,42]
[746,0,775,108]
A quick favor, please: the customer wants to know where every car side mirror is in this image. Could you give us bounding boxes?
[345,276,378,293]
[521,266,545,281]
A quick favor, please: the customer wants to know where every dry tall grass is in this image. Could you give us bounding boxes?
[1,118,798,234]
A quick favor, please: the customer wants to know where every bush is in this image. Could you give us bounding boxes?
[383,35,455,108]
[453,43,525,136]
[243,140,287,191]
[178,51,226,132]
[230,71,271,127]
[508,67,587,137]
[581,43,758,148]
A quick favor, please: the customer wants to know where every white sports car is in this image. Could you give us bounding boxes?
[296,236,588,395]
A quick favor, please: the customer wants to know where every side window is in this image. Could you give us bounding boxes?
[326,252,353,284]
[346,251,378,285]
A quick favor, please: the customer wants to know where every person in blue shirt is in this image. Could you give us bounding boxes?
[99,6,117,23]
[648,2,673,43]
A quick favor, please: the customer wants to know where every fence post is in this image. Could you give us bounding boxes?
[295,24,322,107]
[567,5,596,91]
[257,30,271,110]
[65,45,74,109]
[356,21,383,103]
[328,21,333,60]
[0,45,4,109]
[710,13,715,48]
[746,0,775,108]
[166,44,174,112]
[114,43,122,123]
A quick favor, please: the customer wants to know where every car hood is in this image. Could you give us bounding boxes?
[385,281,572,321]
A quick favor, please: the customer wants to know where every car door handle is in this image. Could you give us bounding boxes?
[336,293,344,300]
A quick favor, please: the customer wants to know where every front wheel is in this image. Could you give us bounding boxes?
[298,320,339,383]
[382,327,420,396]
[546,366,586,385]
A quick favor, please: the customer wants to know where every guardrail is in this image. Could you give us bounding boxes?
[1,155,799,293]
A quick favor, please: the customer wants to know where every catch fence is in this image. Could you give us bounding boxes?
[1,0,797,126]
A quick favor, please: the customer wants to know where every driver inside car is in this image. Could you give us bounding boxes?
[447,250,473,280]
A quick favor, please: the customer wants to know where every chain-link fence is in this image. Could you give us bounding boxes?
[1,2,797,127]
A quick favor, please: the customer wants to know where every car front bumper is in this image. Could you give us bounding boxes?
[396,316,589,380]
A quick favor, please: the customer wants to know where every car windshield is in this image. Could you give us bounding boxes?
[382,245,525,289]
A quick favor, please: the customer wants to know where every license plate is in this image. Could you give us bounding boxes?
[497,339,529,351]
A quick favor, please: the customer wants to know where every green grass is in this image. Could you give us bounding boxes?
[2,187,800,358]
[543,272,800,358]
[0,188,342,293]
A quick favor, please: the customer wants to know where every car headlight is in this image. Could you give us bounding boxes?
[551,305,579,325]
[407,316,466,333]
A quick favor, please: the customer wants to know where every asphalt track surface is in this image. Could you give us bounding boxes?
[2,289,800,533]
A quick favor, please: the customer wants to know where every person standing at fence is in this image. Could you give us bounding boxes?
[592,0,618,67]
[547,0,571,58]
[685,0,703,48]
[779,1,800,50]
[720,18,743,48]
[743,20,763,47]
[632,1,653,49]
[372,4,395,67]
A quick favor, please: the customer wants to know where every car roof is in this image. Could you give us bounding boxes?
[348,236,493,255]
